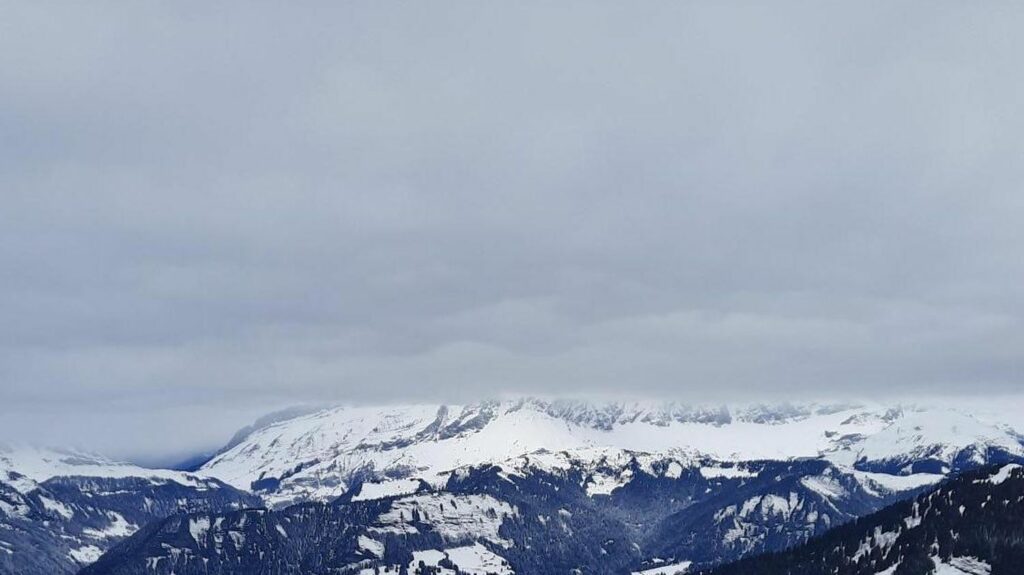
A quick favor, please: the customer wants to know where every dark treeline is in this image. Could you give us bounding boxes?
[696,465,1024,575]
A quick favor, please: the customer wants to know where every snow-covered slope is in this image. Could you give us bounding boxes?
[1,445,225,490]
[825,410,1024,474]
[697,464,1024,575]
[199,399,1024,507]
[0,445,257,574]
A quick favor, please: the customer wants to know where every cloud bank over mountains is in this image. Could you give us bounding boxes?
[1,1,1023,458]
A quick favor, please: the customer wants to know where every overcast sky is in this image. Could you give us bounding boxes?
[2,1,1023,462]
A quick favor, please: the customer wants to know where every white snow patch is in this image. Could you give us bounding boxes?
[801,475,847,500]
[734,494,797,520]
[373,494,517,546]
[0,498,30,518]
[401,545,514,575]
[932,556,991,574]
[586,468,633,496]
[633,560,693,574]
[739,497,761,518]
[446,543,514,575]
[83,511,137,539]
[977,464,1021,486]
[189,517,211,544]
[853,471,943,495]
[758,494,794,519]
[352,478,422,501]
[664,461,683,479]
[700,466,756,480]
[68,545,104,564]
[358,535,384,558]
[38,495,74,519]
[409,549,449,572]
[852,527,900,561]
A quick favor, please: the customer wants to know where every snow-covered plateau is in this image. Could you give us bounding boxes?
[198,398,1024,507]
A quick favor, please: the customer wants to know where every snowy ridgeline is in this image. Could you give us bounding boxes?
[198,399,1024,506]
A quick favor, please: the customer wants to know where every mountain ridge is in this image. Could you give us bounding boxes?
[197,399,1024,508]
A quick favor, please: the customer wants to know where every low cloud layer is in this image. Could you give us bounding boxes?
[2,1,1022,460]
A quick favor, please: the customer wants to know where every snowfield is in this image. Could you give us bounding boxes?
[372,493,517,546]
[351,478,423,501]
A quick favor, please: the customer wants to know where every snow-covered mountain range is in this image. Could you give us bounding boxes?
[198,399,1024,507]
[2,398,1024,574]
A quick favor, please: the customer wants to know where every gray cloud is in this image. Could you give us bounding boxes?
[2,1,1023,460]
